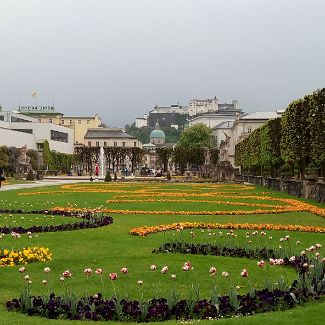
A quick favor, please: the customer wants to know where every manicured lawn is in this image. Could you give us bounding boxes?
[0,181,325,323]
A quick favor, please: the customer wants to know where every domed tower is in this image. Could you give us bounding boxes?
[150,121,165,145]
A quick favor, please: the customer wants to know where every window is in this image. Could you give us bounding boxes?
[0,115,4,121]
[248,128,252,133]
[104,141,107,147]
[114,141,117,147]
[96,141,99,147]
[122,141,126,147]
[61,120,64,125]
[88,141,91,146]
[11,116,30,122]
[70,120,73,125]
[49,118,52,123]
[87,120,90,124]
[134,141,137,147]
[50,130,68,142]
[12,129,33,134]
[78,120,81,124]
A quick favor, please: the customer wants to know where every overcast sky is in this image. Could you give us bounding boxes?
[0,0,324,127]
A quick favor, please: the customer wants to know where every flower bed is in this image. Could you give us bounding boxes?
[0,247,52,266]
[6,243,325,321]
[0,209,113,234]
[130,221,325,236]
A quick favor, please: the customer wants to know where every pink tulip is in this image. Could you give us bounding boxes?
[95,268,103,275]
[63,270,72,278]
[209,266,217,276]
[120,267,128,274]
[43,267,51,274]
[257,260,265,268]
[184,261,192,270]
[84,268,92,276]
[222,271,229,277]
[240,269,248,277]
[19,267,26,273]
[109,272,118,280]
[161,266,168,274]
[150,265,157,271]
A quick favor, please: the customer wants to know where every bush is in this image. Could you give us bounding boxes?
[26,169,35,181]
[104,171,112,182]
[280,163,291,176]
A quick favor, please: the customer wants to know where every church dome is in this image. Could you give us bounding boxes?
[150,129,165,139]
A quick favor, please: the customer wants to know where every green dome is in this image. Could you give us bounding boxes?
[150,129,165,138]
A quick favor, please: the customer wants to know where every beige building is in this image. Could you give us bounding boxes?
[84,128,142,148]
[17,106,102,145]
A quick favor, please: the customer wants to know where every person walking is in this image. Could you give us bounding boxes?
[0,166,5,189]
[95,163,99,180]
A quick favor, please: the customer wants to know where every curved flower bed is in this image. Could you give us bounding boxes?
[51,206,296,216]
[0,209,113,234]
[106,198,282,209]
[0,247,52,266]
[130,221,325,236]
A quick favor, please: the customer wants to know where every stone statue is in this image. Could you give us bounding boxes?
[219,132,231,162]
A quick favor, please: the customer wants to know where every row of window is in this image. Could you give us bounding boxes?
[46,119,92,125]
[88,141,138,148]
[11,116,31,122]
[61,119,91,125]
[12,129,33,134]
[50,130,69,142]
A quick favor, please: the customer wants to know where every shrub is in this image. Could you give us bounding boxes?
[26,169,35,181]
[104,171,112,182]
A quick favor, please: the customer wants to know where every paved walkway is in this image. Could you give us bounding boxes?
[0,179,86,192]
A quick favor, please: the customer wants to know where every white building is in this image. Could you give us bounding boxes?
[213,111,284,167]
[135,115,148,128]
[0,111,74,154]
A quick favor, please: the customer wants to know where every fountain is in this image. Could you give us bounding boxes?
[100,147,104,178]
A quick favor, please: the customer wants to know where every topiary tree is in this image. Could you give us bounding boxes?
[26,169,35,181]
[104,170,112,182]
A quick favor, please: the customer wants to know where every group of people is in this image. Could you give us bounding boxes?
[0,167,6,188]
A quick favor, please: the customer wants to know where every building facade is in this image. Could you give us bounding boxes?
[213,111,284,167]
[17,106,102,145]
[84,128,142,148]
[0,111,74,154]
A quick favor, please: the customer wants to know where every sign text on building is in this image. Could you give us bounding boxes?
[19,106,55,112]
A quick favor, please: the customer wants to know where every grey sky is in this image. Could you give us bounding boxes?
[1,0,324,127]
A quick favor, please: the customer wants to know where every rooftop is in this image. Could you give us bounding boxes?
[84,128,135,139]
[213,121,234,129]
[240,112,281,120]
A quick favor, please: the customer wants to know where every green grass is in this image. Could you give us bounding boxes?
[0,181,325,324]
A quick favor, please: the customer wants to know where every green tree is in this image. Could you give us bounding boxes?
[42,140,52,169]
[0,146,9,170]
[156,147,173,172]
[177,124,214,149]
[309,88,325,175]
